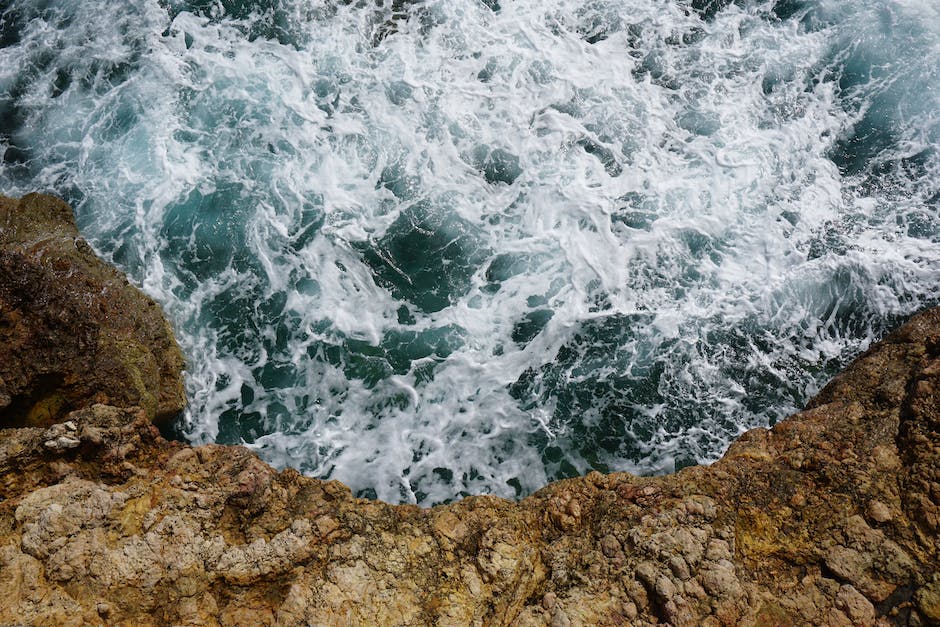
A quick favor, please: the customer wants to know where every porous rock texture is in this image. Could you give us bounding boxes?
[0,193,185,428]
[0,193,938,626]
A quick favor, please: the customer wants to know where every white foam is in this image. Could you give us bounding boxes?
[1,0,938,504]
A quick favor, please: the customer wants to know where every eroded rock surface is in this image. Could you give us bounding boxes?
[0,193,185,427]
[0,193,938,625]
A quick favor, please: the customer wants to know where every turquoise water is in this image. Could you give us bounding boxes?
[1,0,938,504]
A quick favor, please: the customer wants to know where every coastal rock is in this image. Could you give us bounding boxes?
[0,193,938,624]
[0,194,185,427]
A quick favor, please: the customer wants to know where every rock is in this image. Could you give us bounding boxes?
[700,559,743,599]
[0,194,185,427]
[669,555,691,581]
[621,601,638,620]
[836,585,876,625]
[42,421,81,450]
[0,193,939,624]
[866,499,892,523]
[915,575,940,622]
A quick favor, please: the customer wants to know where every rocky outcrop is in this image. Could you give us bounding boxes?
[0,193,938,625]
[0,194,185,427]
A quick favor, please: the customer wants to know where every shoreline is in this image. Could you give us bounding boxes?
[1,193,938,625]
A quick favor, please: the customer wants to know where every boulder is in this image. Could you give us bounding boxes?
[0,193,185,427]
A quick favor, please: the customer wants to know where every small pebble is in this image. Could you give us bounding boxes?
[867,499,892,523]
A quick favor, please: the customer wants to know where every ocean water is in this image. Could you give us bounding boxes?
[1,0,938,505]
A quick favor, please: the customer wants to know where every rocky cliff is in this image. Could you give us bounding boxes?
[0,193,937,626]
[0,194,185,428]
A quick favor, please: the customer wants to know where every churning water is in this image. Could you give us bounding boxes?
[1,0,938,504]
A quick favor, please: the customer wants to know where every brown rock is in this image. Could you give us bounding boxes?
[0,193,184,427]
[836,585,876,625]
[915,575,940,622]
[866,499,892,523]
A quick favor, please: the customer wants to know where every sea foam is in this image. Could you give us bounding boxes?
[1,0,938,504]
